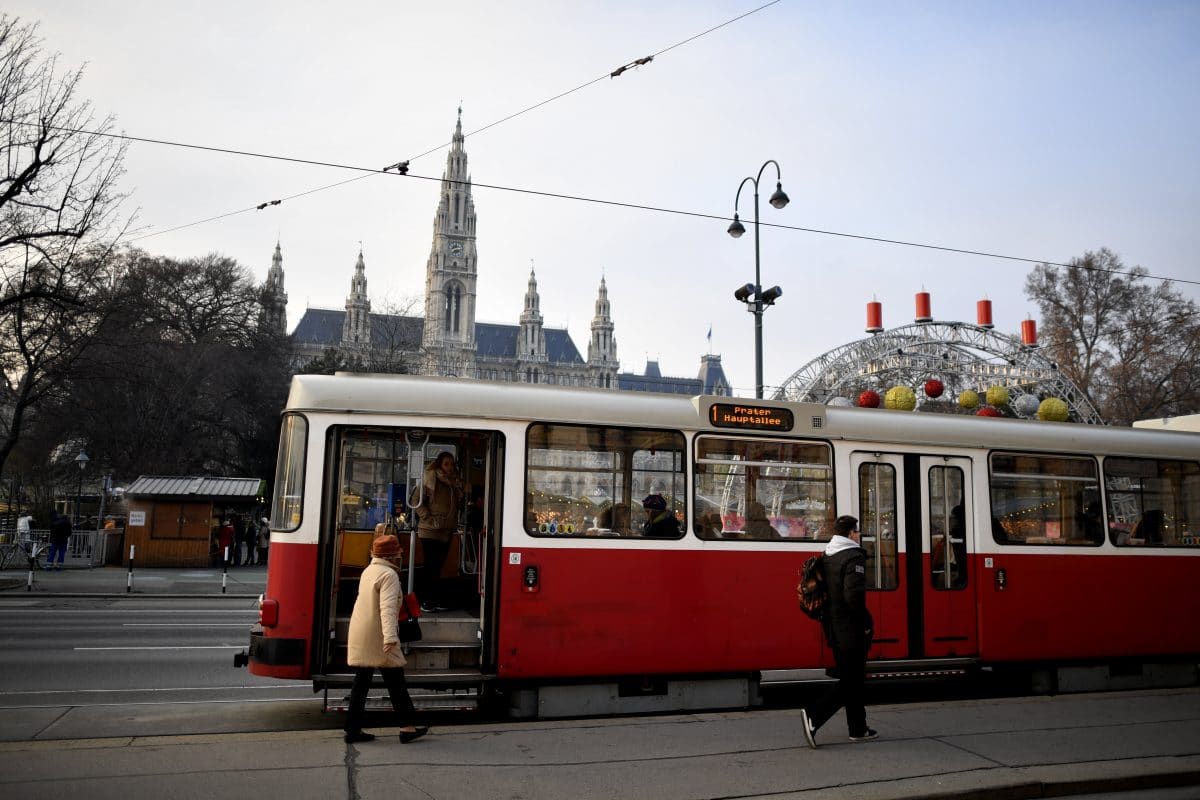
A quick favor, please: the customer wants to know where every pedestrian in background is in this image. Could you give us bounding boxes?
[231,515,247,566]
[801,514,877,748]
[217,519,235,565]
[256,517,270,566]
[47,512,72,570]
[344,533,429,745]
[16,513,33,545]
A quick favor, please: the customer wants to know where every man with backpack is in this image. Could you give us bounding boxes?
[800,514,877,748]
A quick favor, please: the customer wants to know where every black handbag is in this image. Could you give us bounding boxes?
[398,616,422,643]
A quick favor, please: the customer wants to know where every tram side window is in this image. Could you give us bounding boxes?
[693,436,834,541]
[270,414,307,531]
[989,452,1101,546]
[525,423,686,538]
[858,462,898,589]
[1104,457,1200,547]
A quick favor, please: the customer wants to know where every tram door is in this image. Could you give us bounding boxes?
[850,453,907,660]
[917,455,977,658]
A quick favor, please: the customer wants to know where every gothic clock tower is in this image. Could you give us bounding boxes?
[422,108,479,377]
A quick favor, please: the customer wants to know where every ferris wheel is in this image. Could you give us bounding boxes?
[772,295,1104,425]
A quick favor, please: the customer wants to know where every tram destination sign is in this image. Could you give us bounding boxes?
[709,403,794,432]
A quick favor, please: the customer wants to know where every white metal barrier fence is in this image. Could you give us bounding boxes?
[0,528,116,569]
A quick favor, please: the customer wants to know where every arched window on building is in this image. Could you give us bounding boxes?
[443,282,462,333]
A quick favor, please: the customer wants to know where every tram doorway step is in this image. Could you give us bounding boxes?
[324,686,481,713]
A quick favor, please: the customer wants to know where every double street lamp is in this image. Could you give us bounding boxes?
[728,160,788,399]
[74,450,89,526]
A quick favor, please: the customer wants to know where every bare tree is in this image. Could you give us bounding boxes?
[295,294,423,376]
[1025,248,1200,425]
[365,295,423,374]
[0,15,129,476]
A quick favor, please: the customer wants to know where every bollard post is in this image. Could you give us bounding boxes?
[127,544,135,593]
[222,550,229,594]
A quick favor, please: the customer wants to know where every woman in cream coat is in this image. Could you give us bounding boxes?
[344,534,428,744]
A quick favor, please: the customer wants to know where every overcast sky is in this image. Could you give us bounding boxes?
[13,1,1200,396]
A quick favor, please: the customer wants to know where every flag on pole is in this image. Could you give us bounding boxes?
[706,325,712,343]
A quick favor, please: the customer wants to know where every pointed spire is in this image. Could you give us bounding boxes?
[260,239,288,335]
[343,246,371,348]
[452,104,465,148]
[525,266,540,311]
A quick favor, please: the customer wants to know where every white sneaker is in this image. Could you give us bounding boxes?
[800,709,817,749]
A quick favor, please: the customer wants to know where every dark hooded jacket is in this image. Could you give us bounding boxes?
[821,535,873,651]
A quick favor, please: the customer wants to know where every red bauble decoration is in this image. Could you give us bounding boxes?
[977,407,1002,417]
[857,390,881,408]
[924,378,944,398]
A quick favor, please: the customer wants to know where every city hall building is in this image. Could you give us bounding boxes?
[261,110,730,396]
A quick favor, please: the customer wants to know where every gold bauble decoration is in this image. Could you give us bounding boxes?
[884,385,917,411]
[1037,397,1069,422]
[986,386,1010,407]
[958,390,980,410]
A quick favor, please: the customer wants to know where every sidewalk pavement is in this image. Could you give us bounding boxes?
[0,688,1197,800]
[0,564,266,596]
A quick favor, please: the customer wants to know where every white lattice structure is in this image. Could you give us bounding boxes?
[773,320,1104,424]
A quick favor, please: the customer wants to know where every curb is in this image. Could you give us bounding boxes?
[793,759,1200,800]
[0,591,260,599]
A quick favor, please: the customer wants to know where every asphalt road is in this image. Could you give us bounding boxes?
[0,596,317,715]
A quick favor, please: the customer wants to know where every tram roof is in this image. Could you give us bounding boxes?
[286,373,1199,461]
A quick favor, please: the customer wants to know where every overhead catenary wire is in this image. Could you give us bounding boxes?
[111,0,784,245]
[146,163,1200,288]
[5,124,1197,288]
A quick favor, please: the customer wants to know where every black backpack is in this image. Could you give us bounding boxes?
[796,554,828,620]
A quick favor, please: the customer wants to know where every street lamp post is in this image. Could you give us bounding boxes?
[728,160,788,399]
[74,450,90,526]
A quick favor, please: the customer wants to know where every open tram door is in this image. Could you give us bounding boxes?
[319,425,504,711]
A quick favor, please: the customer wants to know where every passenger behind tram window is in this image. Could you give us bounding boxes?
[1078,501,1105,544]
[1132,509,1164,546]
[611,503,631,535]
[743,502,781,539]
[936,503,964,573]
[640,494,679,538]
[587,504,627,536]
[693,511,723,539]
[587,506,613,535]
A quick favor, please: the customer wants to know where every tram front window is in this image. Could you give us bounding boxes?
[270,413,307,531]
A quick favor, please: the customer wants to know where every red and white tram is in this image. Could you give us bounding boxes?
[241,373,1200,716]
